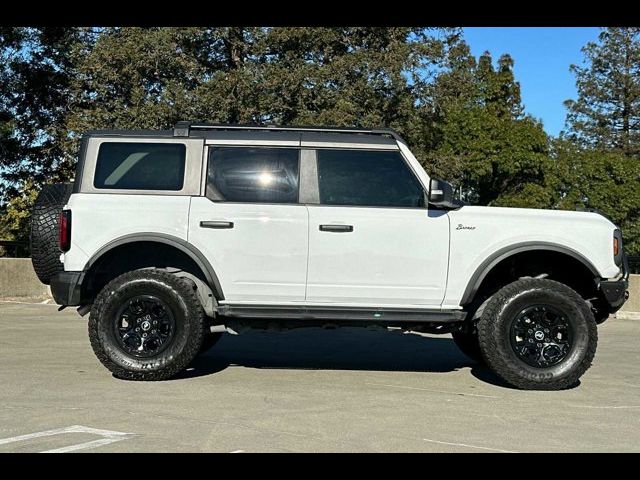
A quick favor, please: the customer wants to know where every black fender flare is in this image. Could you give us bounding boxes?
[83,233,225,300]
[460,242,600,306]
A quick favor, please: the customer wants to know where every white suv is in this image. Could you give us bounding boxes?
[30,122,629,389]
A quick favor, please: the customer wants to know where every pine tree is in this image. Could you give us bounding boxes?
[565,27,640,157]
[428,50,552,207]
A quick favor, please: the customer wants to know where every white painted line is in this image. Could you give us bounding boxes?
[42,438,126,453]
[423,438,516,453]
[366,383,499,399]
[229,450,245,453]
[0,300,58,306]
[0,425,133,453]
[568,404,640,409]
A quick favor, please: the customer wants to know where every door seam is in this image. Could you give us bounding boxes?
[304,205,311,301]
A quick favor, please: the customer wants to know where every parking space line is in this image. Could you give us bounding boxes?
[568,404,640,409]
[42,437,128,453]
[0,300,58,306]
[229,450,245,453]
[423,438,516,453]
[0,425,133,453]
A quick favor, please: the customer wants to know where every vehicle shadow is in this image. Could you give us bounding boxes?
[176,327,513,388]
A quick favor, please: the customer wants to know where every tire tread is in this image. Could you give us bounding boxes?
[477,278,597,390]
[30,183,73,284]
[88,269,205,381]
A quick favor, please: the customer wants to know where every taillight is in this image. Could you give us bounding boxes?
[613,237,619,256]
[59,210,71,252]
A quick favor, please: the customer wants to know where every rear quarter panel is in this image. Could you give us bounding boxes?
[62,193,191,271]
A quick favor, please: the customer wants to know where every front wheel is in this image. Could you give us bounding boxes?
[89,269,206,381]
[477,278,597,390]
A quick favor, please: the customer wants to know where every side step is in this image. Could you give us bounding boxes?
[215,305,466,323]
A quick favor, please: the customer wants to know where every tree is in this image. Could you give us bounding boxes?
[552,139,640,255]
[253,28,453,127]
[0,27,24,207]
[560,28,640,254]
[428,50,553,207]
[1,28,91,245]
[564,28,640,157]
[62,26,466,194]
[4,28,563,245]
[0,181,38,243]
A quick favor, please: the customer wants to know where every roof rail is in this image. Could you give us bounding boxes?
[172,121,405,143]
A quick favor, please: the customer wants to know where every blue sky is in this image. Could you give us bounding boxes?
[463,27,601,137]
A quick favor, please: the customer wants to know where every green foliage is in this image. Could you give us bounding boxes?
[1,26,639,257]
[57,27,461,187]
[561,27,640,254]
[0,28,24,206]
[427,49,552,208]
[552,139,640,254]
[1,27,90,203]
[565,28,640,157]
[0,181,38,242]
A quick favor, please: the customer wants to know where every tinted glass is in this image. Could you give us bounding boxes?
[208,147,300,203]
[94,143,186,190]
[317,149,425,207]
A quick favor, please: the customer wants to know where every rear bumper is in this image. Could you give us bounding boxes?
[50,271,84,306]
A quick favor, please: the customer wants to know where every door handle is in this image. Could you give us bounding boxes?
[200,221,234,229]
[319,224,353,233]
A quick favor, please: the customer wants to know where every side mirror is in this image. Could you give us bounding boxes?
[428,178,454,205]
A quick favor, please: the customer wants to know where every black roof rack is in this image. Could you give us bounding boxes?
[173,121,405,143]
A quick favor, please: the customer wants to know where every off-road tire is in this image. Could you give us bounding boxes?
[89,269,206,381]
[451,330,484,364]
[477,278,597,390]
[30,183,73,284]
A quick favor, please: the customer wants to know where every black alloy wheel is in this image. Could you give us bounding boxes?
[114,295,176,357]
[509,305,572,368]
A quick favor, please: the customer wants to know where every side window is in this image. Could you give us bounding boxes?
[208,147,300,203]
[316,149,425,208]
[94,143,186,190]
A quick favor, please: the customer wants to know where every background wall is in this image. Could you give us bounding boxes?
[0,258,49,298]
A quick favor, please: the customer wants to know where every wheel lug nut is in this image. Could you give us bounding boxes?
[153,320,157,325]
[143,333,147,338]
[136,327,140,332]
[537,343,542,347]
[152,329,156,333]
[528,329,533,334]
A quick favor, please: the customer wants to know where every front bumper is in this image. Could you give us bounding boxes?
[599,252,630,313]
[50,271,84,306]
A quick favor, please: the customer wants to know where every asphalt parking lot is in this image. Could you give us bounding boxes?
[1,301,640,452]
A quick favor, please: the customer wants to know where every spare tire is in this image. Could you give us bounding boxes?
[30,183,73,285]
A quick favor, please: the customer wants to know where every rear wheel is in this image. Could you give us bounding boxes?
[477,278,597,390]
[89,269,206,381]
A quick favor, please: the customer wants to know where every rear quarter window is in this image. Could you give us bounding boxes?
[94,143,186,191]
